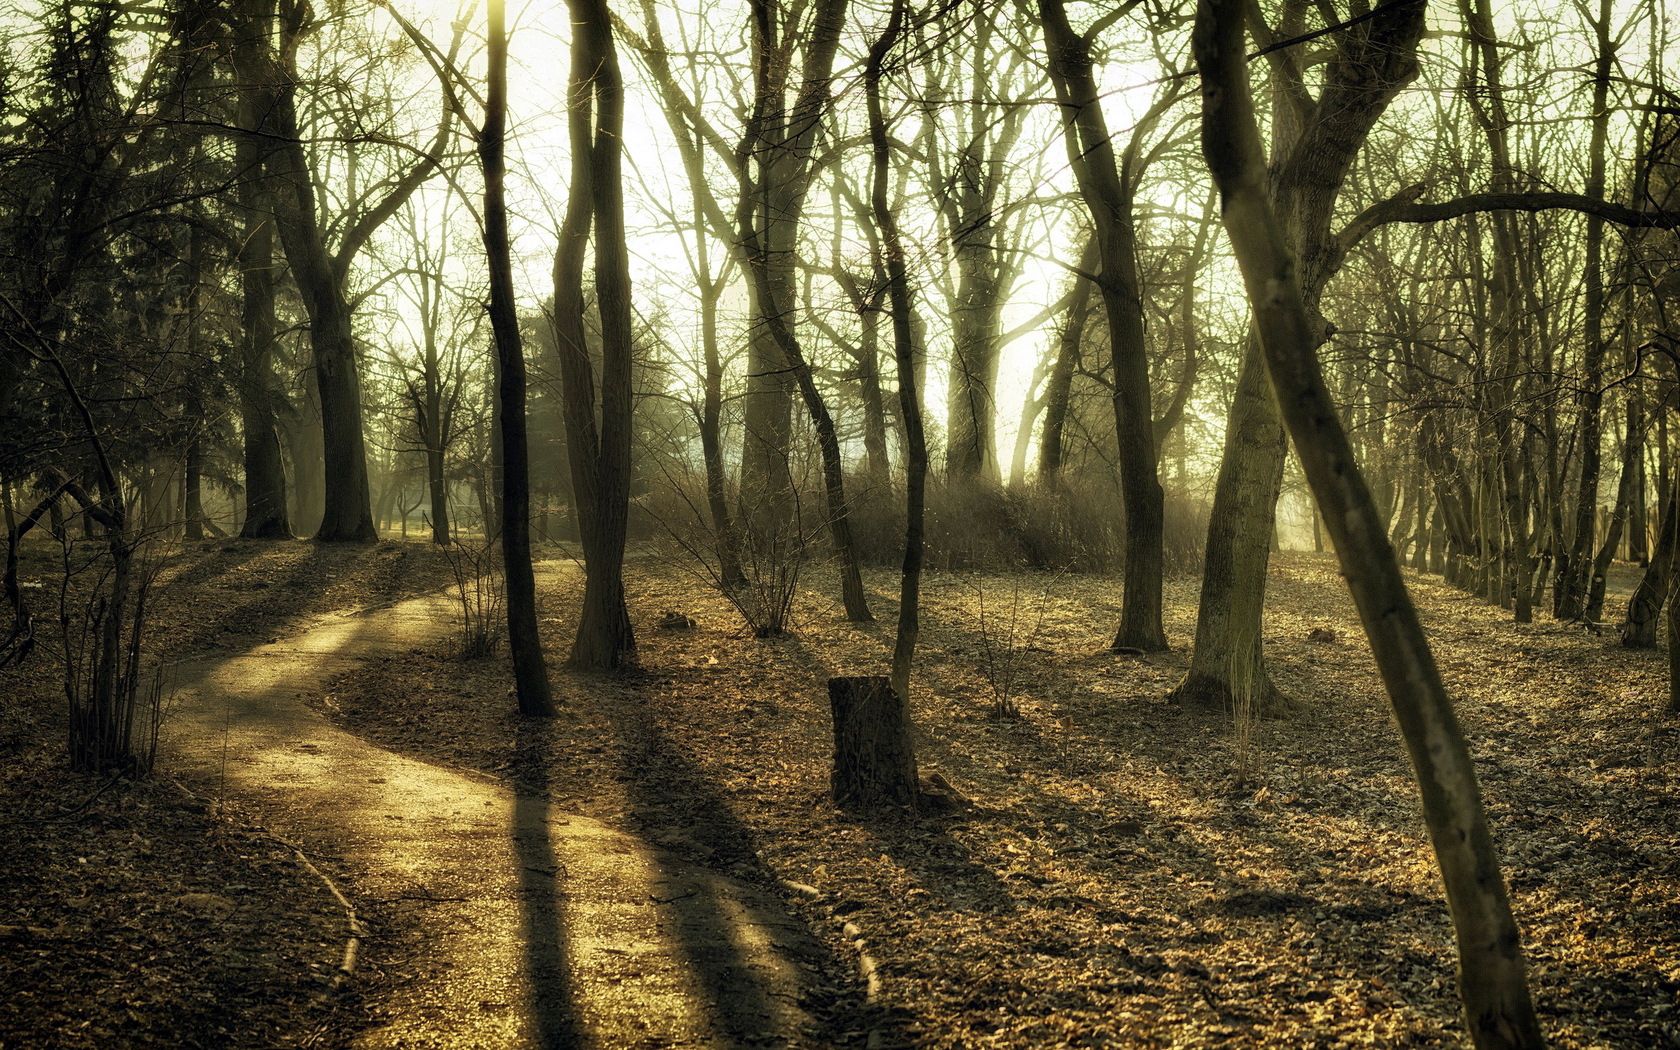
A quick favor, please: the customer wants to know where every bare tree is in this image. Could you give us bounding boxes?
[1193,0,1542,1042]
[553,0,640,668]
[481,0,554,716]
[233,0,461,541]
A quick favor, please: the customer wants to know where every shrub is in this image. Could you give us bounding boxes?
[440,538,504,659]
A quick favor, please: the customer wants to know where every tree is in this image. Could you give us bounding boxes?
[480,0,555,717]
[552,0,639,669]
[1193,0,1542,1041]
[234,0,460,542]
[923,2,1030,484]
[1036,0,1182,652]
[829,0,923,815]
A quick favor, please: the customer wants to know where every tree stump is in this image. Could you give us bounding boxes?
[827,676,918,810]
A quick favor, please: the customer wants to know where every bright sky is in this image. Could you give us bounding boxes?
[370,0,1199,479]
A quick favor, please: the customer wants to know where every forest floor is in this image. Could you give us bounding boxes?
[0,540,456,1048]
[5,540,1679,1048]
[319,548,1680,1049]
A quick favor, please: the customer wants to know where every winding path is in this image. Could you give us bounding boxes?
[163,585,837,1048]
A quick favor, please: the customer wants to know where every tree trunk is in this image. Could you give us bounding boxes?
[1175,0,1439,704]
[1557,0,1617,620]
[867,0,924,700]
[233,2,290,541]
[240,0,454,543]
[1038,0,1165,651]
[828,676,918,810]
[693,166,744,587]
[1038,237,1098,484]
[1586,395,1643,623]
[261,57,375,542]
[427,442,450,545]
[1194,2,1543,1043]
[856,304,892,490]
[1622,480,1677,647]
[1668,577,1680,714]
[482,0,555,717]
[731,14,868,625]
[1171,333,1286,710]
[553,0,639,669]
[183,438,204,541]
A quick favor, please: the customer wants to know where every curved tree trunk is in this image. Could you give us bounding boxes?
[867,0,924,698]
[1038,0,1165,651]
[1622,478,1677,647]
[1195,1,1543,1043]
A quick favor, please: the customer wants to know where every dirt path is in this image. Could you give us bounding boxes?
[162,582,839,1049]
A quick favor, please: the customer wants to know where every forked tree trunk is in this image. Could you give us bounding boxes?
[1174,0,1432,708]
[241,0,456,543]
[482,0,554,717]
[553,0,639,669]
[1195,1,1543,1043]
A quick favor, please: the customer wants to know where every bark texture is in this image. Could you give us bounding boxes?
[828,676,918,811]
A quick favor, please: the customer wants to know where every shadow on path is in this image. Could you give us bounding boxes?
[601,680,882,1047]
[513,720,586,1049]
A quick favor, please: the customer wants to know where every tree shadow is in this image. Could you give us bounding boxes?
[597,678,889,1047]
[512,719,587,1049]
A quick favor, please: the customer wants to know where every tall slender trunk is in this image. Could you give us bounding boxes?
[1038,0,1165,651]
[1038,236,1098,484]
[867,0,924,698]
[482,0,554,717]
[697,269,744,586]
[1558,0,1617,619]
[233,1,290,540]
